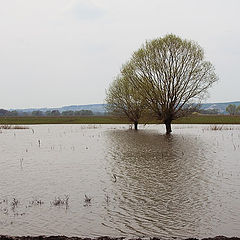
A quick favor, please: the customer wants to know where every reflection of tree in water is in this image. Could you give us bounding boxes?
[104,129,216,238]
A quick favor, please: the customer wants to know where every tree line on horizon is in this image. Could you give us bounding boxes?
[0,109,94,117]
[226,104,240,115]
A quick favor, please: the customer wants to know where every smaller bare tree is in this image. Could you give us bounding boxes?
[226,104,240,115]
[105,75,146,130]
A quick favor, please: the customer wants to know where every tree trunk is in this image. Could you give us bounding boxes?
[134,121,138,130]
[164,119,172,134]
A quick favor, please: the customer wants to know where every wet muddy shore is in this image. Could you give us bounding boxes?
[0,236,240,240]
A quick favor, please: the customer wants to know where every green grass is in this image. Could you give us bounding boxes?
[0,116,128,125]
[0,115,240,125]
[173,115,240,124]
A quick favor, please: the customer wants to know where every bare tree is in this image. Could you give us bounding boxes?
[105,75,146,130]
[121,34,218,134]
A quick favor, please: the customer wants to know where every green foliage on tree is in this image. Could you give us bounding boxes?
[32,110,43,116]
[74,110,93,116]
[107,34,218,133]
[62,111,75,116]
[50,110,61,116]
[106,75,146,130]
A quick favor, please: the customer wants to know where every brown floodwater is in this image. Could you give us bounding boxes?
[0,124,240,239]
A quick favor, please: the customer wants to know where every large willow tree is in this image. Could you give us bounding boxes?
[121,34,218,134]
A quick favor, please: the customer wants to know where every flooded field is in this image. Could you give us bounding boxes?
[0,124,240,239]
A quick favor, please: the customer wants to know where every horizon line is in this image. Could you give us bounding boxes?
[2,100,240,111]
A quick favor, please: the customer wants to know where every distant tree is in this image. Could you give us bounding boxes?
[94,111,105,116]
[74,111,81,116]
[85,110,93,116]
[45,111,51,116]
[198,108,220,115]
[237,105,240,115]
[106,75,146,130]
[7,110,18,116]
[19,112,31,116]
[50,110,60,116]
[0,109,8,116]
[32,110,43,116]
[81,110,93,116]
[74,110,93,116]
[226,104,237,115]
[120,34,218,134]
[62,110,75,116]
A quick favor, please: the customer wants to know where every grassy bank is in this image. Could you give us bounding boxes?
[0,115,240,125]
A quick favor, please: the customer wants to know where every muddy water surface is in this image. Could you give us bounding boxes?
[0,124,240,239]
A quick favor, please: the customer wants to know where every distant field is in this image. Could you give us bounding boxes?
[173,115,240,124]
[0,116,127,125]
[0,115,240,125]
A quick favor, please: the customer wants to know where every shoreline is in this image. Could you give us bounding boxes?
[1,236,240,240]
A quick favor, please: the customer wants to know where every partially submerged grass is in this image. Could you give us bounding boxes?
[84,194,92,207]
[84,194,91,203]
[51,195,69,208]
[29,198,44,206]
[0,125,29,129]
[210,125,224,130]
[11,198,19,210]
[208,125,236,131]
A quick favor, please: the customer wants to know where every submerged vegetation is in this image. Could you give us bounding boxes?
[0,125,29,129]
[208,125,236,131]
[51,195,69,208]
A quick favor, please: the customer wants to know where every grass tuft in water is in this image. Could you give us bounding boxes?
[0,125,29,130]
[209,125,235,130]
[51,195,69,208]
[11,198,19,210]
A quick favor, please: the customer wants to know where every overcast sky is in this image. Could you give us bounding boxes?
[0,0,239,109]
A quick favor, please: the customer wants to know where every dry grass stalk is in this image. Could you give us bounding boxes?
[209,125,234,131]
